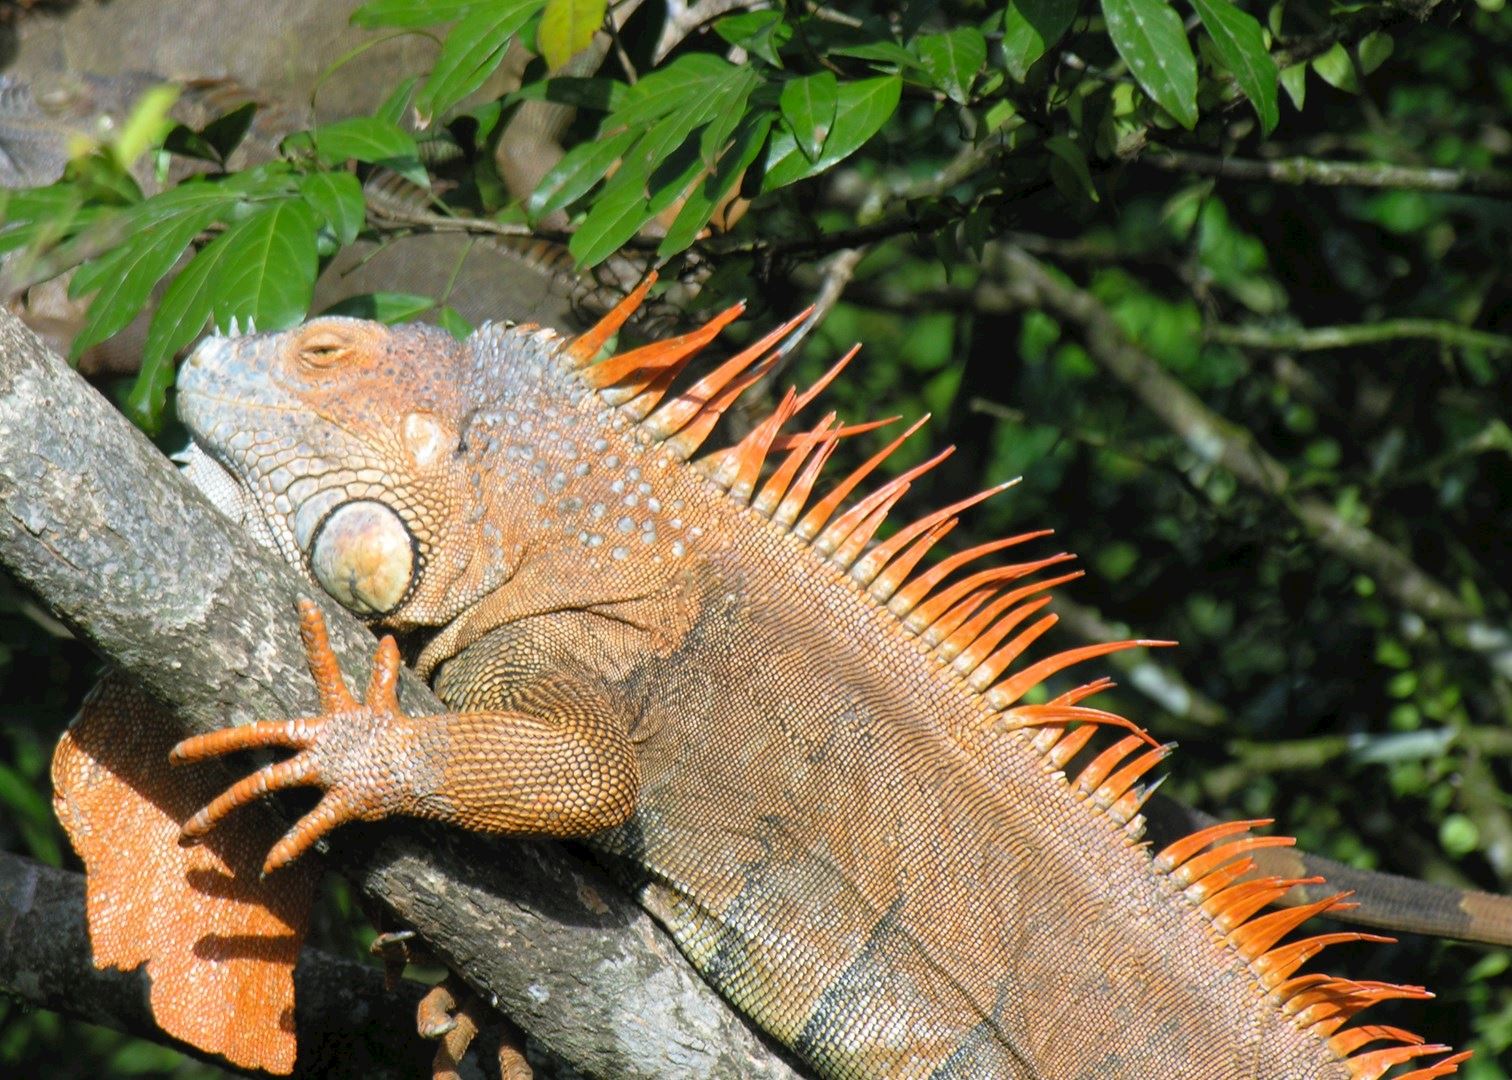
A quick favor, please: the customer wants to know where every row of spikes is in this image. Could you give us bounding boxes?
[564,274,1170,725]
[563,278,1469,1078]
[1152,817,1470,1079]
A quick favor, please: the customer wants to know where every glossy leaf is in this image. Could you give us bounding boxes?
[1045,135,1100,203]
[612,54,737,129]
[299,171,366,245]
[209,199,319,334]
[311,117,428,187]
[1002,0,1080,81]
[1189,0,1278,134]
[69,206,221,359]
[714,10,791,66]
[762,75,901,191]
[539,0,606,70]
[659,112,772,257]
[780,73,839,162]
[1101,0,1198,129]
[568,176,658,268]
[528,128,635,219]
[915,27,987,104]
[415,0,542,123]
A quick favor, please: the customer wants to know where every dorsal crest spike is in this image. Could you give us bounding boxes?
[587,301,745,398]
[817,442,952,558]
[644,306,811,442]
[566,272,657,365]
[946,570,1085,666]
[796,415,934,543]
[888,531,1055,617]
[987,638,1176,710]
[849,478,1020,587]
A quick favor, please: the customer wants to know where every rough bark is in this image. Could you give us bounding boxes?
[0,310,803,1080]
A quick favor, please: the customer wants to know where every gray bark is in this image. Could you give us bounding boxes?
[0,310,803,1079]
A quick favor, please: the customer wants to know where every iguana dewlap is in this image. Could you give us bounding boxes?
[54,282,1467,1079]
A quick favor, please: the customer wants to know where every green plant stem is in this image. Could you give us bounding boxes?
[1209,320,1512,354]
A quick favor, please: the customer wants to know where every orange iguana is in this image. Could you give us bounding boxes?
[52,280,1472,1078]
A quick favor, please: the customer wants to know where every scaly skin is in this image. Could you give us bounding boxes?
[142,297,1463,1079]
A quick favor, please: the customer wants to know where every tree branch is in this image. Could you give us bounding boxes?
[0,850,440,1080]
[0,311,803,1080]
[1143,148,1512,198]
[1209,319,1512,355]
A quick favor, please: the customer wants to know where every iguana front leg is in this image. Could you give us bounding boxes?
[173,599,640,875]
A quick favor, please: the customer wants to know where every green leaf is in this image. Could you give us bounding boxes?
[539,0,605,70]
[299,171,366,245]
[1311,42,1359,93]
[437,305,474,340]
[611,54,737,129]
[915,27,987,104]
[200,102,259,161]
[830,40,926,71]
[322,292,435,322]
[1279,62,1305,110]
[311,117,428,187]
[351,0,480,28]
[1100,0,1198,129]
[714,10,791,67]
[567,177,658,268]
[416,0,542,122]
[780,73,839,162]
[761,75,901,191]
[1002,0,1079,82]
[69,205,221,359]
[1357,30,1393,75]
[659,112,773,257]
[1045,134,1100,203]
[128,233,238,430]
[527,128,635,219]
[211,199,320,333]
[1189,0,1278,134]
[377,75,422,125]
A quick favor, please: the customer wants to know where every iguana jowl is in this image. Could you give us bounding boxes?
[56,280,1467,1078]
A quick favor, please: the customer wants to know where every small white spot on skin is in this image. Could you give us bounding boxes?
[611,546,629,560]
[610,479,625,494]
[628,467,640,482]
[648,497,661,513]
[616,517,634,533]
[604,454,620,469]
[638,482,652,495]
[671,540,686,557]
[623,493,638,508]
[587,534,604,547]
[574,462,591,476]
[590,503,606,520]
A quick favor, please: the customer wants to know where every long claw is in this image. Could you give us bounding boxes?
[180,751,320,840]
[170,718,316,763]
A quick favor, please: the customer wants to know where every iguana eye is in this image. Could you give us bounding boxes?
[299,332,354,368]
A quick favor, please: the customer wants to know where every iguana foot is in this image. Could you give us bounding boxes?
[172,599,418,874]
[420,975,533,1080]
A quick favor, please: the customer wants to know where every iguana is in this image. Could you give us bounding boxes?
[51,279,1470,1078]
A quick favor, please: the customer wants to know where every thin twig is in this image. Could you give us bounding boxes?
[1209,320,1512,355]
[1144,148,1512,198]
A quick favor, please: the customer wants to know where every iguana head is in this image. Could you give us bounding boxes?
[178,316,527,628]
